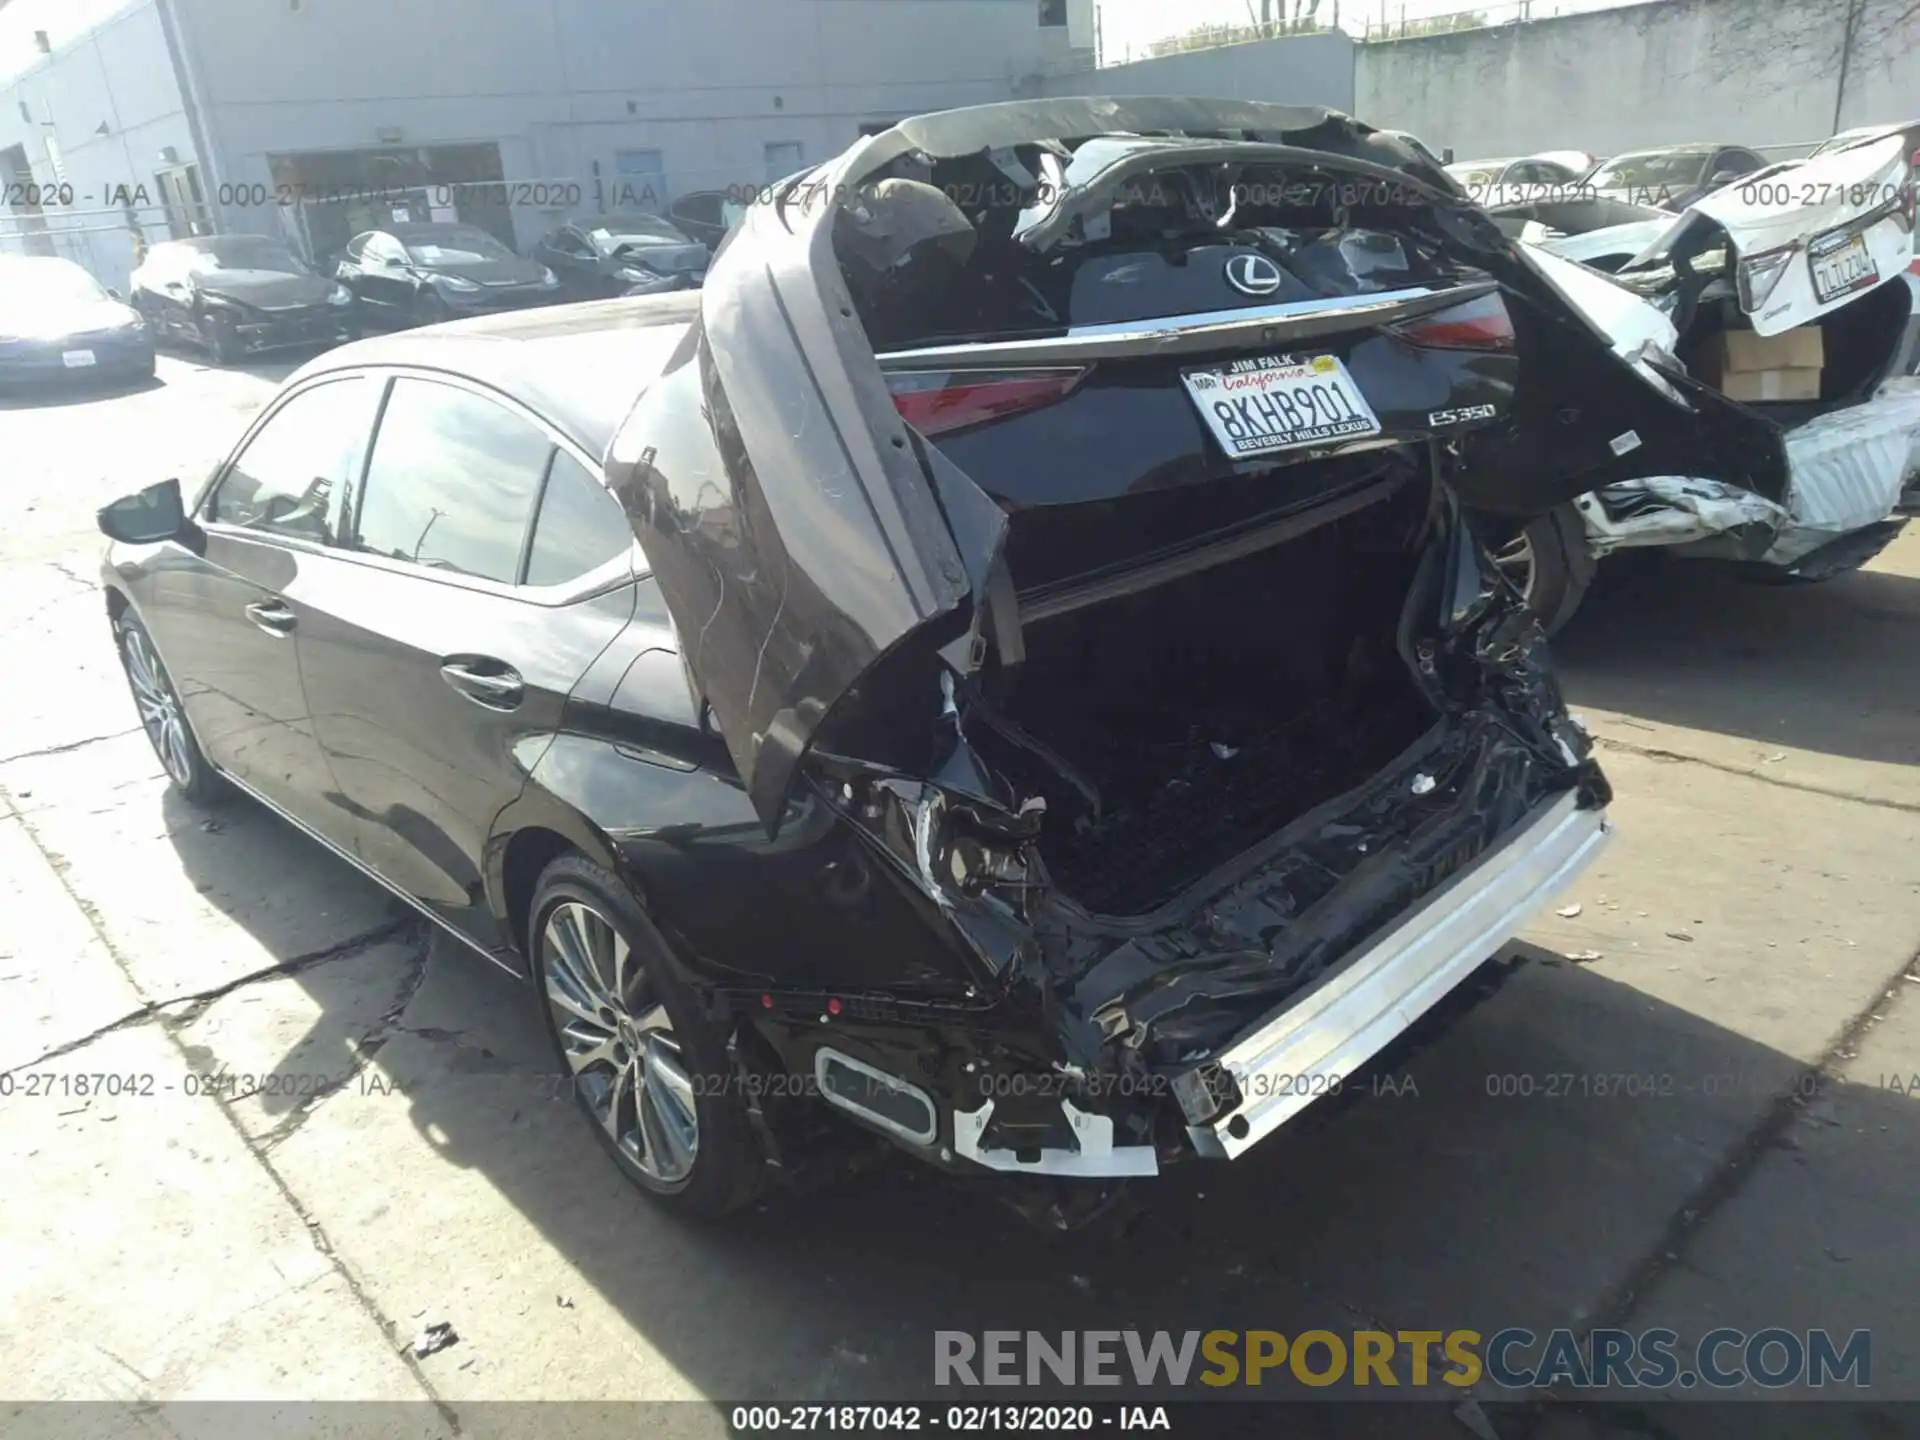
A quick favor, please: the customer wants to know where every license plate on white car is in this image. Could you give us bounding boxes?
[1182,354,1382,459]
[1808,230,1879,305]
[61,349,96,368]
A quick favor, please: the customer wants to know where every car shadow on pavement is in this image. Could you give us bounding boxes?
[1553,554,1920,773]
[0,372,164,409]
[150,779,1919,1408]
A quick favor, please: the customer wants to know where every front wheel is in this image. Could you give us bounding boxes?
[114,612,223,803]
[414,288,452,326]
[529,854,764,1217]
[201,310,239,365]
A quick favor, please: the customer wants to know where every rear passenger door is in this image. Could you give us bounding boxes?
[294,373,640,953]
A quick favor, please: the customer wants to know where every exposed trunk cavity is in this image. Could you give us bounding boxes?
[972,476,1437,916]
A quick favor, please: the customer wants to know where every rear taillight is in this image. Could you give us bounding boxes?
[1737,244,1798,314]
[1386,293,1516,352]
[885,367,1087,437]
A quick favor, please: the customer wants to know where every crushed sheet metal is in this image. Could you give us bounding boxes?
[1765,381,1920,563]
[1579,476,1788,556]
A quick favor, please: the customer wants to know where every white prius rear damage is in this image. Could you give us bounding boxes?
[1498,136,1920,602]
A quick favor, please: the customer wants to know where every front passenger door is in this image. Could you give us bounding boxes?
[146,376,380,836]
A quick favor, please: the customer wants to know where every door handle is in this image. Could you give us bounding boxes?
[440,658,524,710]
[244,599,296,636]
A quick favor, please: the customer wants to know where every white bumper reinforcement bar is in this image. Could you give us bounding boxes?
[1186,791,1613,1160]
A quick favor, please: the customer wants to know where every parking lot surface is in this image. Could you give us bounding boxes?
[1,353,1915,1435]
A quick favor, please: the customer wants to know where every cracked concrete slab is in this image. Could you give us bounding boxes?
[1521,748,1920,1065]
[1557,535,1920,812]
[1591,977,1920,1409]
[0,1023,434,1405]
[169,936,429,1143]
[0,814,146,1074]
[0,585,136,767]
[1,734,398,999]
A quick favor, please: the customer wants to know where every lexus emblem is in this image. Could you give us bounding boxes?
[1224,253,1284,297]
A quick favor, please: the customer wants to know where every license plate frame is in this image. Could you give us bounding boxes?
[61,349,97,368]
[1181,353,1383,460]
[1807,229,1880,305]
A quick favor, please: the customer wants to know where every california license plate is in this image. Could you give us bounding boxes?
[61,349,96,368]
[1808,230,1879,305]
[1182,354,1382,459]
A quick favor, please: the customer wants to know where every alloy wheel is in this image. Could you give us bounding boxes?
[541,899,699,1186]
[120,624,194,787]
[1493,532,1536,603]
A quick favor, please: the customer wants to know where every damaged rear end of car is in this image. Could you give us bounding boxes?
[606,99,1673,1192]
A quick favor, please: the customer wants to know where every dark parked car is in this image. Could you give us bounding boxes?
[333,223,561,327]
[1581,143,1768,211]
[531,213,710,299]
[665,189,747,251]
[99,99,1680,1221]
[0,255,154,386]
[129,235,356,364]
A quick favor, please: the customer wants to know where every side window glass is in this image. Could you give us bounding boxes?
[525,449,632,587]
[207,377,377,543]
[353,378,553,583]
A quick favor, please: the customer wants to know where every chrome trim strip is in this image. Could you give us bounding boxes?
[216,769,526,981]
[813,1046,939,1146]
[873,284,1482,368]
[1188,791,1612,1160]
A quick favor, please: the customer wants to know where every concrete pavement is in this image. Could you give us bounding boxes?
[0,348,1914,1435]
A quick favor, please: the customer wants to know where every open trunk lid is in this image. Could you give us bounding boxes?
[606,97,1790,828]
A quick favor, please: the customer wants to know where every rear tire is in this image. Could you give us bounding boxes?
[529,854,764,1218]
[1492,503,1596,637]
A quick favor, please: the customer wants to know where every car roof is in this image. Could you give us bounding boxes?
[1448,156,1520,170]
[389,222,496,239]
[1600,144,1731,159]
[287,292,700,460]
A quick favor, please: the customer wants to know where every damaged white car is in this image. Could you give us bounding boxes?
[1485,134,1920,630]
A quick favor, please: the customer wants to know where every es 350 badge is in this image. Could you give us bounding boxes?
[1429,404,1498,427]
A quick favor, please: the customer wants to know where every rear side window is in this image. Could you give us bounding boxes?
[208,377,376,543]
[353,379,553,583]
[524,450,631,586]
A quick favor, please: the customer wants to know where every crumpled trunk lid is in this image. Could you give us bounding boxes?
[606,98,1794,829]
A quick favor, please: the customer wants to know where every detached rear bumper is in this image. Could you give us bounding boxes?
[1183,790,1611,1160]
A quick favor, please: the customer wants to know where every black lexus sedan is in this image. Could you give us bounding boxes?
[0,254,154,387]
[129,235,357,364]
[532,213,710,299]
[93,97,1747,1222]
[333,222,562,328]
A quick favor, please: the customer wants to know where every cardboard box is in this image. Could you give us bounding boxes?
[1720,367,1823,403]
[1720,326,1826,373]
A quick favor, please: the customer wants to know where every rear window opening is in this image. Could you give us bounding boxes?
[835,144,1486,352]
[971,472,1437,916]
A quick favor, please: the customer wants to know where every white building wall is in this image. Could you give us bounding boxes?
[1353,0,1920,164]
[170,0,1086,249]
[1035,30,1356,111]
[0,0,199,289]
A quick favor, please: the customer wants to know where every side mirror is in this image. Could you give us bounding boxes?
[99,478,189,545]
